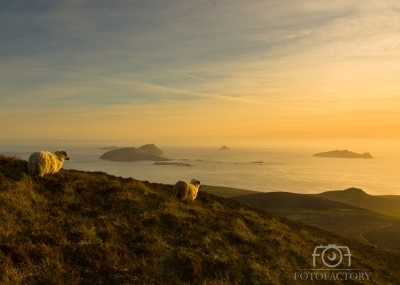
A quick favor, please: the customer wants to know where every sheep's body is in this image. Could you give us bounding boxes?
[174,179,201,201]
[28,150,70,177]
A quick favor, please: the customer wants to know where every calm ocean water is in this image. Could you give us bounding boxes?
[2,141,400,195]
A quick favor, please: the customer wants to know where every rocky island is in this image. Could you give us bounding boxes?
[153,162,191,167]
[314,150,373,159]
[220,145,230,150]
[99,144,170,161]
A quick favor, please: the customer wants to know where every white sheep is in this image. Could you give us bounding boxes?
[28,150,70,177]
[174,179,201,201]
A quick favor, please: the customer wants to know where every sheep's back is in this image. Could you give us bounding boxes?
[174,180,198,201]
[28,152,40,175]
[174,180,190,200]
[32,151,64,175]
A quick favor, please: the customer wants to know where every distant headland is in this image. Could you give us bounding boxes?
[219,145,230,150]
[99,144,170,161]
[313,150,373,159]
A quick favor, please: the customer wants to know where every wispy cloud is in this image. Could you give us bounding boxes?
[1,0,400,141]
[155,67,212,83]
[106,77,263,105]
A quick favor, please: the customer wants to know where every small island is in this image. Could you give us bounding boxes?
[153,162,191,167]
[220,145,230,150]
[313,150,373,159]
[99,144,170,162]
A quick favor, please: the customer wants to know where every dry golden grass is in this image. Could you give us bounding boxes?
[0,154,399,284]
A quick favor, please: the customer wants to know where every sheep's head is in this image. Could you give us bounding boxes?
[191,179,201,188]
[56,150,70,161]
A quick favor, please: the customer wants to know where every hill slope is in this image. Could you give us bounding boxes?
[201,185,260,197]
[315,188,400,216]
[233,190,400,253]
[233,191,375,213]
[0,154,399,284]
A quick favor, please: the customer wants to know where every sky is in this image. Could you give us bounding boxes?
[1,0,400,148]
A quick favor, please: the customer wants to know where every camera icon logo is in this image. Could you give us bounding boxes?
[312,244,352,268]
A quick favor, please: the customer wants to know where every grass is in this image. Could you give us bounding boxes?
[232,191,400,253]
[315,188,400,218]
[363,223,400,253]
[201,185,260,197]
[373,209,400,218]
[0,154,400,284]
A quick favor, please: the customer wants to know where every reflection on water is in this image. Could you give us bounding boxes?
[2,142,399,195]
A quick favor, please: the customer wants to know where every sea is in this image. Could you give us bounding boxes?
[1,140,399,195]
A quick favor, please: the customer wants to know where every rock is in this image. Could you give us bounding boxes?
[99,144,169,161]
[313,150,373,159]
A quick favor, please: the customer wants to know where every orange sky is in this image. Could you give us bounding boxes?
[1,1,399,147]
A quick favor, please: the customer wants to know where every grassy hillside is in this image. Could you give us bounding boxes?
[1,154,400,284]
[314,188,400,253]
[233,191,400,254]
[315,188,400,218]
[201,185,260,197]
[232,192,376,213]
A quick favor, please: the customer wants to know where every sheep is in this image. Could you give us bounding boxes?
[28,150,70,177]
[174,179,201,201]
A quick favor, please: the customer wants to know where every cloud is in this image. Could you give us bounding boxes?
[1,0,400,142]
[155,68,212,83]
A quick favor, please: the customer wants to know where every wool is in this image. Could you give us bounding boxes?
[174,179,201,201]
[28,150,69,177]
